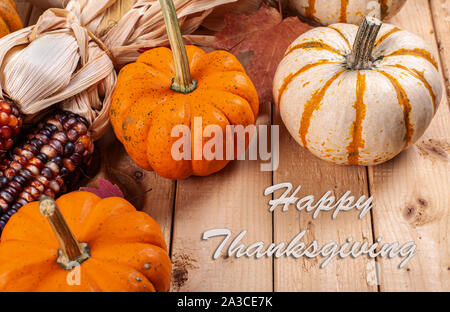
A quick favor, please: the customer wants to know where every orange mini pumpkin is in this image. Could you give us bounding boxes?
[0,192,171,292]
[110,0,259,180]
[0,0,22,38]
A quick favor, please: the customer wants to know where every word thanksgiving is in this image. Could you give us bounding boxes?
[202,183,417,269]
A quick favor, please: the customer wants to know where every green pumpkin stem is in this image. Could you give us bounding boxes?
[159,0,197,94]
[39,196,90,270]
[347,16,382,70]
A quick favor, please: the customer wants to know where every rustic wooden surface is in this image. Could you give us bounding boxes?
[15,0,449,292]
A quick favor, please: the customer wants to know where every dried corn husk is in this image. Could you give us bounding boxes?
[0,0,235,140]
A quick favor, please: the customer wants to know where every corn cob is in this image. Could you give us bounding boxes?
[0,111,94,233]
[0,100,23,157]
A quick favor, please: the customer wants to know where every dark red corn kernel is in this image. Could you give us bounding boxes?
[10,161,22,171]
[0,110,93,235]
[0,100,23,156]
[60,167,69,177]
[67,129,79,142]
[41,167,53,179]
[16,198,28,207]
[52,156,63,167]
[45,161,60,175]
[73,122,88,135]
[64,142,75,156]
[41,145,58,158]
[74,142,85,154]
[49,139,64,154]
[44,189,55,198]
[25,164,40,176]
[52,132,68,144]
[29,157,44,169]
[13,174,27,185]
[20,149,34,160]
[63,158,76,172]
[11,203,21,210]
[4,169,16,180]
[35,134,50,144]
[36,175,50,188]
[4,186,18,198]
[0,177,8,188]
[55,176,65,186]
[63,118,77,130]
[0,191,14,203]
[0,199,8,212]
[70,154,83,166]
[49,181,61,193]
[19,169,33,181]
[36,153,48,163]
[23,144,39,155]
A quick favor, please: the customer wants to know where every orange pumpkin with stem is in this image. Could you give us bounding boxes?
[110,0,259,180]
[0,0,22,38]
[0,192,171,292]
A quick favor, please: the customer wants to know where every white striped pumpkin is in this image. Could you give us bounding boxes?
[273,17,443,165]
[287,0,407,25]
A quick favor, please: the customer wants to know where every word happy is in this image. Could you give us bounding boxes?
[202,183,418,269]
[264,183,374,219]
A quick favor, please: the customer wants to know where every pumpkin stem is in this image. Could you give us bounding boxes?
[159,0,197,94]
[39,196,90,270]
[347,16,382,70]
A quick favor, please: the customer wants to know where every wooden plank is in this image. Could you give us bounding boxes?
[369,0,450,292]
[430,0,450,98]
[273,115,377,291]
[170,106,273,292]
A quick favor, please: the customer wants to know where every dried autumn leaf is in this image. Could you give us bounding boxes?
[214,4,312,104]
[80,178,124,199]
[202,0,264,31]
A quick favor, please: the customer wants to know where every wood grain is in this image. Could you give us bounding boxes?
[273,112,377,292]
[369,0,450,291]
[170,102,273,292]
[430,0,450,97]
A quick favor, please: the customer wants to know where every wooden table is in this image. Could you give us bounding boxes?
[15,0,449,292]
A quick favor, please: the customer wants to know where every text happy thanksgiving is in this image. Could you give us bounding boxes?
[202,183,417,269]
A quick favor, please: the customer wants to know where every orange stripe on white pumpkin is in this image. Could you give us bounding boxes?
[299,70,345,148]
[286,41,343,57]
[276,60,340,107]
[376,70,414,148]
[328,25,351,49]
[384,48,439,70]
[347,71,367,165]
[384,64,437,113]
[374,27,401,49]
